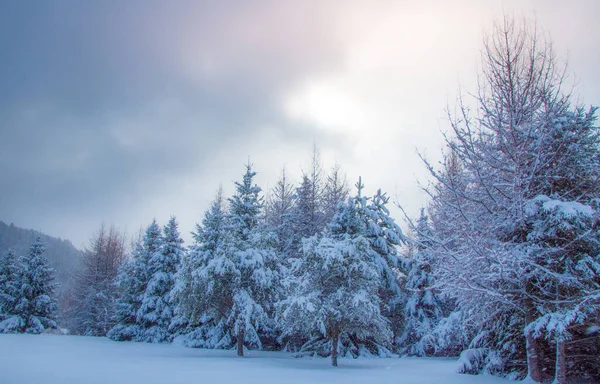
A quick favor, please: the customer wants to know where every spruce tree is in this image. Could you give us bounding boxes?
[400,209,444,356]
[3,238,57,333]
[108,241,145,341]
[109,220,161,341]
[171,188,229,346]
[138,216,183,343]
[0,250,20,326]
[354,180,406,349]
[357,182,405,295]
[186,164,282,356]
[280,198,392,366]
[523,197,600,382]
[226,162,282,356]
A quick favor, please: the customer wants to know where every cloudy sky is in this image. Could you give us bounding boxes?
[1,0,598,248]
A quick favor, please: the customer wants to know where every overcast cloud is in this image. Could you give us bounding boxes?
[1,0,598,247]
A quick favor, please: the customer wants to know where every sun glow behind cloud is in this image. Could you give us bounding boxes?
[276,0,600,228]
[284,80,368,131]
[278,1,491,218]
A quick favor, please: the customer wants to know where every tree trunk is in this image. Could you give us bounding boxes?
[553,340,566,384]
[525,310,542,383]
[237,328,244,357]
[331,332,339,367]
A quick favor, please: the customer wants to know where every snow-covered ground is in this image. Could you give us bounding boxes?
[0,334,510,384]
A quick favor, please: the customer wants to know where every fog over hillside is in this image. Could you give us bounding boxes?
[0,220,82,294]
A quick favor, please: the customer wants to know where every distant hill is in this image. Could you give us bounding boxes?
[0,221,83,295]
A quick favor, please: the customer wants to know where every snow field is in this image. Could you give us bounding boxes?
[0,334,512,384]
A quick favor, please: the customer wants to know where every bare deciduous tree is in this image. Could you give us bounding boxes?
[63,224,126,336]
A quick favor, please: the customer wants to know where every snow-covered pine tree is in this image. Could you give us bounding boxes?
[400,208,444,356]
[133,219,165,341]
[353,179,406,351]
[357,183,405,293]
[3,238,57,333]
[171,188,230,346]
[184,233,237,350]
[109,220,161,341]
[279,198,392,366]
[108,241,145,341]
[137,216,183,343]
[226,162,282,356]
[507,100,600,383]
[0,250,21,327]
[188,164,282,356]
[522,198,600,383]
